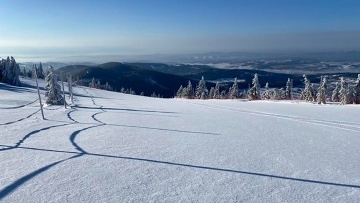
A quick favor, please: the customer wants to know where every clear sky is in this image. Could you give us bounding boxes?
[1,0,360,60]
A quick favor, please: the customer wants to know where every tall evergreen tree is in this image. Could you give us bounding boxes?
[316,76,327,104]
[32,65,37,79]
[89,77,96,88]
[303,74,314,102]
[229,77,239,99]
[37,62,45,79]
[195,76,208,99]
[183,80,194,99]
[209,87,215,99]
[248,73,261,100]
[284,78,292,100]
[176,85,184,98]
[45,66,64,105]
[331,82,340,102]
[1,56,20,86]
[213,82,221,99]
[339,77,349,105]
[22,67,27,77]
[353,74,360,103]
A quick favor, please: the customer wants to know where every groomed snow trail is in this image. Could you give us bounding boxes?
[0,77,360,202]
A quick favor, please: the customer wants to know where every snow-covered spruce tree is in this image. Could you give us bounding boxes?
[1,56,21,86]
[331,82,340,102]
[339,77,350,105]
[89,77,96,88]
[182,80,194,99]
[209,87,215,99]
[32,65,37,79]
[213,82,220,99]
[248,73,261,100]
[261,82,271,100]
[45,66,64,105]
[303,74,314,102]
[195,76,208,99]
[229,77,239,99]
[176,85,183,98]
[354,74,360,104]
[316,76,327,104]
[220,90,227,99]
[37,62,45,79]
[284,78,292,100]
[22,67,27,77]
[0,58,3,80]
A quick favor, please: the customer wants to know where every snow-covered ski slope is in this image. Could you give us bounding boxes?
[0,77,360,202]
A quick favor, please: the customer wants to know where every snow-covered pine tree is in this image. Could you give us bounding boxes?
[176,85,183,98]
[45,66,64,105]
[22,67,27,77]
[261,82,271,100]
[209,87,215,99]
[37,62,45,79]
[0,58,3,80]
[354,74,360,104]
[284,78,292,100]
[32,65,37,79]
[96,80,100,89]
[331,82,340,102]
[339,77,349,105]
[89,77,95,88]
[182,80,194,98]
[1,56,21,86]
[229,77,239,99]
[220,90,227,99]
[303,74,314,102]
[27,69,32,78]
[248,73,261,100]
[213,82,220,99]
[195,76,208,99]
[120,87,126,93]
[316,76,327,104]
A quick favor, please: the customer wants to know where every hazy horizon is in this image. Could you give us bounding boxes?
[1,0,360,62]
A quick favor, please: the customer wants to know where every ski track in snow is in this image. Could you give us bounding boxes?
[184,101,360,133]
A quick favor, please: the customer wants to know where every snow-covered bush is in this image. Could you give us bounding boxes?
[261,82,271,100]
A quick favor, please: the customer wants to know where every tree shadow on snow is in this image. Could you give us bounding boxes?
[1,144,359,192]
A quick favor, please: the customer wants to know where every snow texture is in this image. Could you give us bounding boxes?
[0,77,360,202]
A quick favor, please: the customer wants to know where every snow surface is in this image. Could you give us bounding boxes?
[1,77,360,202]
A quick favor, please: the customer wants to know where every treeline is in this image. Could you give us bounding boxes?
[176,73,360,105]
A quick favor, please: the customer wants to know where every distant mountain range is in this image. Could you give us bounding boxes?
[55,62,358,98]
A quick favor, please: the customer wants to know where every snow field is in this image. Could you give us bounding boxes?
[0,77,360,202]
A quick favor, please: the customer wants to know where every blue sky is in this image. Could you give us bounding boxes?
[1,0,360,60]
